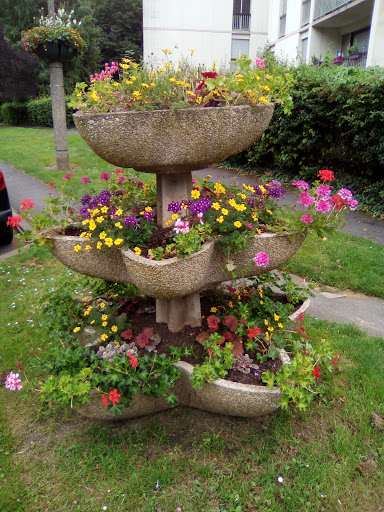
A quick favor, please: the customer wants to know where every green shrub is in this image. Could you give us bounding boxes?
[0,97,74,127]
[246,64,384,182]
[0,102,29,125]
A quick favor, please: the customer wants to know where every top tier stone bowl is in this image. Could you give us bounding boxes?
[73,104,274,173]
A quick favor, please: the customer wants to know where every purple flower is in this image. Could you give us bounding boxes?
[79,206,92,219]
[292,180,310,191]
[117,176,127,183]
[269,183,286,199]
[128,177,144,189]
[168,201,182,213]
[297,192,316,207]
[124,215,140,229]
[4,372,22,391]
[247,197,256,208]
[253,252,270,267]
[253,186,264,196]
[348,198,358,211]
[300,215,314,224]
[63,173,74,180]
[337,188,353,201]
[80,177,91,184]
[188,197,212,215]
[80,194,92,206]
[100,172,112,181]
[143,210,154,221]
[315,199,332,213]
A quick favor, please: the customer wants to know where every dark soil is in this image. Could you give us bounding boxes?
[114,294,284,386]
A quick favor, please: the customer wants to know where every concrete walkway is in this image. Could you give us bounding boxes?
[1,160,384,338]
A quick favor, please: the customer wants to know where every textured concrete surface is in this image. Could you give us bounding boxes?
[73,104,274,173]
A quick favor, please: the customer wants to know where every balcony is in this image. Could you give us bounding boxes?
[314,0,353,19]
[232,13,251,31]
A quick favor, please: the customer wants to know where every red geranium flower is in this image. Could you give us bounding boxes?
[312,366,321,380]
[317,169,335,182]
[108,389,121,405]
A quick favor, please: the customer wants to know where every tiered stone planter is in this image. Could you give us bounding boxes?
[46,103,308,418]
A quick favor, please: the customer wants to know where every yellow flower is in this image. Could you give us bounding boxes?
[259,96,269,104]
[256,228,262,235]
[189,49,196,55]
[80,231,87,238]
[99,231,107,240]
[73,327,81,333]
[111,325,118,333]
[228,301,233,308]
[99,302,106,309]
[133,91,142,98]
[114,239,124,246]
[101,206,109,213]
[85,245,92,251]
[112,82,119,88]
[265,331,270,341]
[74,245,81,252]
[101,333,108,341]
[130,75,137,81]
[89,219,96,231]
[221,208,229,216]
[263,85,270,91]
[274,313,280,322]
[90,320,95,325]
[216,216,224,223]
[82,219,89,225]
[165,220,172,226]
[102,321,107,327]
[158,67,166,72]
[162,48,172,54]
[212,202,221,210]
[191,189,200,199]
[210,307,218,313]
[134,247,142,255]
[172,213,179,220]
[264,319,269,326]
[102,314,108,321]
[145,206,153,212]
[97,241,102,249]
[150,83,156,87]
[237,193,247,200]
[104,238,113,247]
[116,208,123,216]
[125,80,133,85]
[228,199,237,207]
[278,323,284,328]
[234,221,242,228]
[268,326,275,333]
[115,222,123,229]
[96,216,104,223]
[214,183,226,195]
[266,208,272,215]
[165,62,173,68]
[77,92,82,97]
[252,213,258,221]
[90,91,99,102]
[169,77,176,83]
[141,83,149,88]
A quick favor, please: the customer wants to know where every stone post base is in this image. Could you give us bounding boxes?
[156,292,202,332]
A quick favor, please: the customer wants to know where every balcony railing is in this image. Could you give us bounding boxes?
[314,0,352,19]
[232,13,251,31]
[342,51,367,68]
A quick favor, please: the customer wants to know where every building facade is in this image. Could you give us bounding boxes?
[268,0,384,67]
[143,0,270,67]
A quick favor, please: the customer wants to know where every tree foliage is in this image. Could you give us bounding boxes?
[0,23,39,102]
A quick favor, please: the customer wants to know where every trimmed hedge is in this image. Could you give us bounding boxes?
[0,97,74,127]
[246,64,384,182]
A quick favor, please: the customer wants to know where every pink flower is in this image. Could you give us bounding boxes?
[100,172,111,181]
[253,252,270,267]
[173,218,190,234]
[300,215,314,224]
[7,215,22,227]
[337,188,353,201]
[197,212,204,225]
[292,180,310,191]
[21,199,35,211]
[315,200,332,213]
[117,176,127,183]
[348,198,358,211]
[297,192,315,207]
[254,57,265,68]
[192,178,197,184]
[4,372,22,391]
[80,177,91,184]
[63,173,73,180]
[315,185,332,198]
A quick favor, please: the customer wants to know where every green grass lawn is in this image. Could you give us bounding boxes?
[0,248,383,512]
[0,126,153,197]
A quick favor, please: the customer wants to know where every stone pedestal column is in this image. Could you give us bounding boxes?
[156,170,201,331]
[49,60,70,170]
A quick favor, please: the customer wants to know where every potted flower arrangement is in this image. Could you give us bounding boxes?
[21,8,87,59]
[13,169,357,418]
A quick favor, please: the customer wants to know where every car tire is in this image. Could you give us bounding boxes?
[0,226,13,246]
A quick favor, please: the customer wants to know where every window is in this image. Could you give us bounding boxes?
[279,0,287,38]
[300,37,308,62]
[233,0,251,14]
[301,0,311,26]
[231,39,250,60]
[233,0,251,30]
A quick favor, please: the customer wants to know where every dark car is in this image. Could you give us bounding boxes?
[0,169,13,245]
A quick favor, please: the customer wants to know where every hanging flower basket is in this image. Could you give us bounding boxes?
[35,41,72,60]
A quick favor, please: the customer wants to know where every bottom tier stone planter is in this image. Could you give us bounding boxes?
[76,360,284,421]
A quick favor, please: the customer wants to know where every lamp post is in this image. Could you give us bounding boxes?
[47,0,70,170]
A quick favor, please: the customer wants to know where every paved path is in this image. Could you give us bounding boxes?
[1,160,384,338]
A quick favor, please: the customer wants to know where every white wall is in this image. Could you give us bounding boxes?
[367,0,384,66]
[249,0,270,56]
[143,0,233,68]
